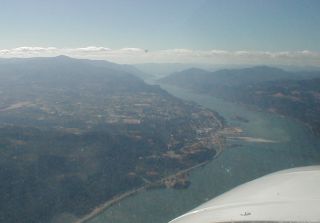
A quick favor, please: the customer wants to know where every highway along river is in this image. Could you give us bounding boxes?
[87,84,320,223]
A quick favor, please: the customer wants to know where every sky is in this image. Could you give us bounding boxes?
[0,0,320,65]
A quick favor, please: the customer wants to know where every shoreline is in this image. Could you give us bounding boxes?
[76,157,217,223]
[76,186,147,223]
[74,89,250,223]
[75,94,227,223]
[228,136,278,143]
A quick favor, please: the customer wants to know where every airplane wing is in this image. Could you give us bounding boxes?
[169,166,320,223]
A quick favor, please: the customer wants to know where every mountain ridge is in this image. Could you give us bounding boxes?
[0,56,225,223]
[159,65,320,88]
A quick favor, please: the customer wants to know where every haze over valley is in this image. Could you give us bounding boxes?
[1,1,320,223]
[159,66,320,135]
[0,56,226,223]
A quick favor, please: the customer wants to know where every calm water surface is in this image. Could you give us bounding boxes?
[88,85,320,223]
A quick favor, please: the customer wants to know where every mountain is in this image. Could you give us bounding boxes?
[133,63,266,80]
[133,63,200,79]
[159,66,320,135]
[159,66,320,88]
[219,78,320,135]
[0,55,149,82]
[0,56,224,223]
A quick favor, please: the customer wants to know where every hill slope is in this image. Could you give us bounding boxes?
[0,56,224,223]
[159,66,320,135]
[159,66,320,88]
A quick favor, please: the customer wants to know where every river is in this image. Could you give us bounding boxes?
[87,84,320,223]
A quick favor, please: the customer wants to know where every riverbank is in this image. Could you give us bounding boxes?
[85,84,320,223]
[228,136,278,143]
[76,186,147,223]
[76,159,214,223]
[77,135,227,223]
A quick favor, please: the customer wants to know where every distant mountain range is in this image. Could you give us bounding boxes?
[0,55,150,82]
[159,66,320,135]
[134,63,320,81]
[159,66,320,87]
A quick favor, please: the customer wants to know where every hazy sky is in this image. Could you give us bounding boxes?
[1,0,320,65]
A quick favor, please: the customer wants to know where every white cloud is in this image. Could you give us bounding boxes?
[0,47,58,56]
[119,48,145,52]
[73,46,112,52]
[0,46,319,66]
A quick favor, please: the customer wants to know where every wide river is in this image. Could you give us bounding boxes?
[88,85,320,223]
